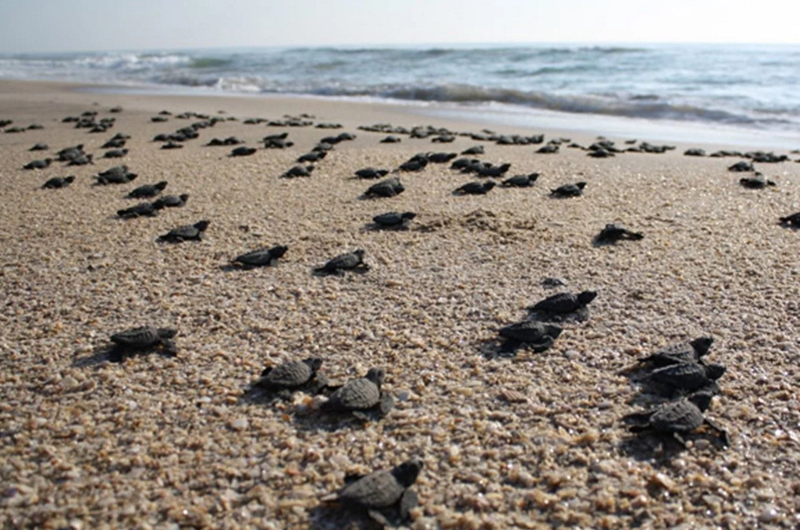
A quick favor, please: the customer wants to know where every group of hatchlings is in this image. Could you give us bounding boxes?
[104,284,730,526]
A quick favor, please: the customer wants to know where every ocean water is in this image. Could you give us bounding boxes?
[2,44,799,143]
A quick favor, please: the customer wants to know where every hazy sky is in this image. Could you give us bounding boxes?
[1,0,799,53]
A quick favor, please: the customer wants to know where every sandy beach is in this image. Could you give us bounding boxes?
[2,79,800,529]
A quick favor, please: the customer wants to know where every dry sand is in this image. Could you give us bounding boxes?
[2,80,800,529]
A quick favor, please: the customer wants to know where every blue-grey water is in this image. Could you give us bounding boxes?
[2,44,799,140]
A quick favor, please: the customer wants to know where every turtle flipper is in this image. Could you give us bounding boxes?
[530,336,555,353]
[704,418,730,447]
[399,488,419,520]
[379,393,395,417]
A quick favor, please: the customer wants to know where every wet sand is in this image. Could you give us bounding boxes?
[2,79,800,529]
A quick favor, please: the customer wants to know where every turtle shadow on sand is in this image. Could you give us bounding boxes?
[72,344,177,368]
[618,426,728,463]
[478,337,555,360]
[308,504,385,530]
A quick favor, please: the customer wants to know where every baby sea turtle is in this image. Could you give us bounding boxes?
[158,220,210,243]
[636,337,714,369]
[153,194,189,209]
[321,367,394,420]
[230,146,257,157]
[233,245,289,268]
[501,173,539,187]
[321,458,423,527]
[355,167,389,179]
[498,320,562,353]
[684,148,706,157]
[161,141,183,150]
[297,151,326,163]
[780,212,800,228]
[29,142,49,151]
[102,138,126,149]
[96,166,137,185]
[739,173,776,189]
[57,144,85,161]
[365,177,404,198]
[42,176,75,189]
[537,144,559,154]
[594,223,644,245]
[476,163,511,177]
[728,161,754,172]
[380,135,402,143]
[254,357,328,398]
[103,148,128,159]
[314,249,369,275]
[127,181,168,199]
[454,181,496,195]
[372,212,416,229]
[623,391,729,447]
[281,165,314,178]
[462,145,485,155]
[427,152,458,164]
[550,182,586,198]
[67,153,93,166]
[398,157,428,172]
[107,325,178,362]
[117,202,163,219]
[23,158,53,170]
[644,361,726,395]
[527,291,597,321]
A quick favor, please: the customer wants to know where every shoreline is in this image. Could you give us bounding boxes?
[5,77,799,150]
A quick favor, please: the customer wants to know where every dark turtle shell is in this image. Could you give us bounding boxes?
[648,398,706,433]
[638,337,714,368]
[528,291,597,315]
[647,362,725,392]
[336,458,423,509]
[235,245,289,267]
[373,212,416,227]
[110,326,176,348]
[258,358,322,389]
[159,220,209,242]
[317,249,367,273]
[499,321,562,343]
[324,368,384,411]
[550,182,586,197]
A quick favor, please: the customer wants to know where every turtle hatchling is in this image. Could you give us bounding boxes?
[153,194,189,208]
[107,325,178,362]
[117,201,163,219]
[644,361,726,396]
[314,249,369,275]
[739,173,775,189]
[454,181,495,195]
[635,337,714,369]
[594,223,644,245]
[127,181,168,199]
[780,212,800,228]
[498,320,562,353]
[320,367,393,420]
[365,177,404,198]
[230,146,257,157]
[527,290,597,321]
[23,158,53,170]
[42,176,75,189]
[355,167,389,179]
[623,391,729,447]
[501,173,539,187]
[550,182,586,198]
[158,220,210,243]
[321,458,423,527]
[372,211,416,229]
[233,245,289,268]
[254,357,328,398]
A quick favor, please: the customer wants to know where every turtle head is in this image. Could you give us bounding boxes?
[577,291,598,306]
[65,176,75,183]
[690,337,714,357]
[401,212,417,221]
[302,358,323,373]
[688,391,715,412]
[705,363,727,381]
[528,172,540,182]
[545,324,563,339]
[157,328,178,339]
[179,194,190,202]
[365,367,385,387]
[576,182,587,189]
[353,249,366,260]
[269,245,289,258]
[128,173,138,181]
[156,181,168,190]
[484,181,496,191]
[499,163,511,171]
[392,458,423,488]
[194,220,211,231]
